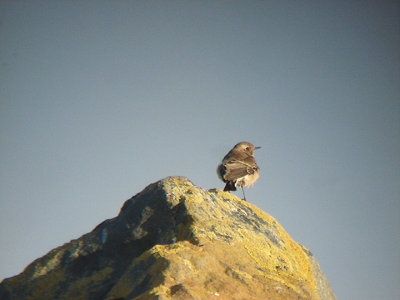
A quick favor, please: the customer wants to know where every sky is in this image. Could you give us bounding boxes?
[0,1,399,299]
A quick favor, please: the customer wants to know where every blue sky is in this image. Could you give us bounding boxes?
[0,1,399,299]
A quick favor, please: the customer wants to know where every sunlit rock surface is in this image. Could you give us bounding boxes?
[0,176,336,300]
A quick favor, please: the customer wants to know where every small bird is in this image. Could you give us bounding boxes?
[217,141,260,201]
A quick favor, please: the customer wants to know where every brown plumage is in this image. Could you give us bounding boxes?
[217,141,260,201]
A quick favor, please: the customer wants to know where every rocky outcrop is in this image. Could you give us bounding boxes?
[0,176,336,300]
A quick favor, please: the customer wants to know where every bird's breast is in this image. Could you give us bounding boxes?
[236,170,260,187]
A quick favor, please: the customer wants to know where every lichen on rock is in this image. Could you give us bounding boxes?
[0,176,336,300]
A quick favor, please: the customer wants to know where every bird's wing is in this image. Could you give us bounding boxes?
[222,158,258,181]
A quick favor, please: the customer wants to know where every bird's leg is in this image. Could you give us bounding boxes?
[241,187,247,201]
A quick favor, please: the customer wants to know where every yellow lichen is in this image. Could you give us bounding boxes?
[2,177,329,300]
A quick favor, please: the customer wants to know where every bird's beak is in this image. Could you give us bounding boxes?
[255,146,261,150]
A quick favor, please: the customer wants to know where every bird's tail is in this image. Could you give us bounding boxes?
[224,181,237,191]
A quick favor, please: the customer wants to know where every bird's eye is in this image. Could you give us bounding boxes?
[246,147,250,151]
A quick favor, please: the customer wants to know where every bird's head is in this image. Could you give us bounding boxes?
[233,141,261,156]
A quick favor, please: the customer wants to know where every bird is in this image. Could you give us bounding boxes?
[217,141,260,201]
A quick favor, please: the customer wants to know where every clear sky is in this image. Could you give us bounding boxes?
[0,1,399,299]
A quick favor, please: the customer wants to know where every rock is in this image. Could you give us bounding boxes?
[0,176,337,300]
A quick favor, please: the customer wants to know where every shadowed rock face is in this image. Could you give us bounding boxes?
[0,176,337,300]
